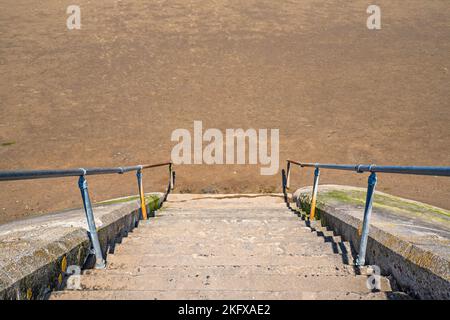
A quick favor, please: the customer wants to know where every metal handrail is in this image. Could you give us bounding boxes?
[0,161,175,269]
[287,160,450,176]
[0,162,173,181]
[282,160,450,266]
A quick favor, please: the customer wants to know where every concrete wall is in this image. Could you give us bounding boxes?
[0,193,163,300]
[293,186,450,300]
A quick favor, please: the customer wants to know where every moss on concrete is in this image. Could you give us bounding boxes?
[97,194,161,211]
[1,141,15,147]
[293,185,450,299]
[319,189,450,221]
[146,194,161,212]
[97,195,140,205]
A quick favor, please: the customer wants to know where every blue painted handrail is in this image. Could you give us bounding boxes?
[287,160,450,176]
[0,162,175,269]
[283,160,450,266]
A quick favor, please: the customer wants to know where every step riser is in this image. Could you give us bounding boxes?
[84,264,362,277]
[155,216,301,222]
[161,206,292,210]
[128,226,316,235]
[164,205,288,210]
[115,234,347,248]
[72,274,391,292]
[112,242,354,257]
[106,254,351,267]
[51,290,396,300]
[134,221,314,230]
[121,233,322,242]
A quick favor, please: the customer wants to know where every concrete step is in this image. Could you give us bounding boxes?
[129,222,317,235]
[50,194,400,300]
[163,205,288,211]
[162,206,290,213]
[157,209,297,216]
[120,232,315,244]
[321,236,344,244]
[137,217,311,232]
[59,273,392,292]
[125,230,318,241]
[164,195,286,207]
[148,214,302,222]
[311,232,344,243]
[313,227,336,236]
[51,289,409,300]
[105,252,353,267]
[112,239,354,257]
[158,203,290,211]
[144,209,308,218]
[124,230,319,241]
[84,264,365,277]
[119,230,349,248]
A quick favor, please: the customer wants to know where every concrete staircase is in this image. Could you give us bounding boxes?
[51,194,406,300]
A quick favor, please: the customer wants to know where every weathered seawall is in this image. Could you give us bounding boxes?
[0,193,163,300]
[293,185,450,300]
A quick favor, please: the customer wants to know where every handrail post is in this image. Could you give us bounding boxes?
[356,172,378,266]
[309,167,320,220]
[136,168,148,220]
[286,161,291,190]
[169,163,174,190]
[281,169,287,196]
[171,171,176,190]
[78,174,106,269]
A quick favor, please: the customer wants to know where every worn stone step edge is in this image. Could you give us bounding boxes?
[50,289,410,300]
[84,264,367,277]
[112,240,354,257]
[105,253,354,268]
[61,273,392,292]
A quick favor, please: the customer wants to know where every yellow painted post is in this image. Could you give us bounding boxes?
[137,169,148,220]
[309,167,320,220]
